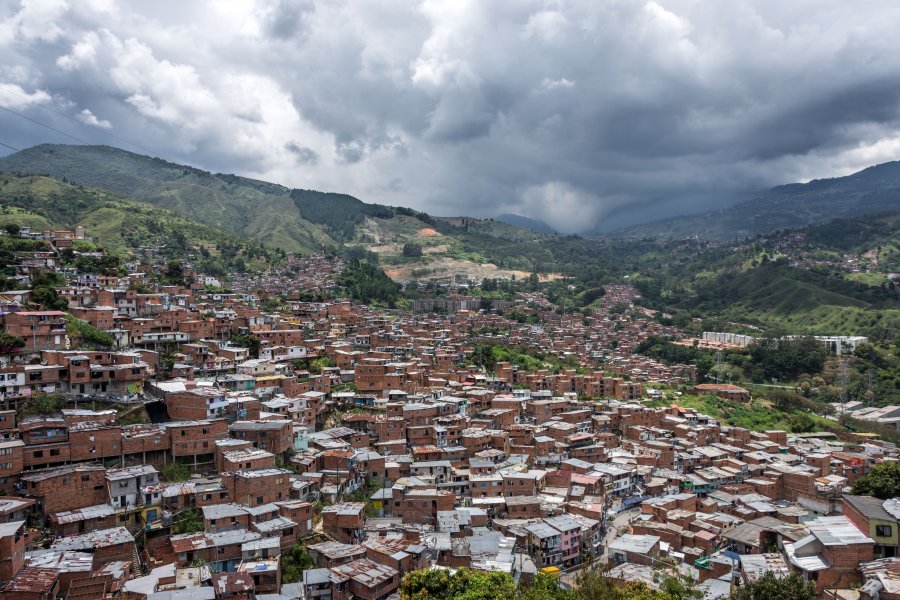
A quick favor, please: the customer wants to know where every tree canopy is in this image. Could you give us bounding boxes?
[400,568,517,600]
[400,568,698,600]
[727,572,814,600]
[851,461,900,499]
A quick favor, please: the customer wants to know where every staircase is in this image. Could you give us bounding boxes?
[131,541,145,577]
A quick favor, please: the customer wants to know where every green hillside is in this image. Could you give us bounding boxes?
[668,260,898,335]
[0,145,567,281]
[0,174,282,275]
[0,144,333,254]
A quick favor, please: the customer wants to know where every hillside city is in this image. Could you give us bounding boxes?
[0,220,896,600]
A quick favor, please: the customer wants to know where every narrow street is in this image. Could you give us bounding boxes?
[559,507,639,589]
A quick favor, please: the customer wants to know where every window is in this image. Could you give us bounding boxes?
[877,525,893,537]
[50,449,60,457]
[32,451,43,458]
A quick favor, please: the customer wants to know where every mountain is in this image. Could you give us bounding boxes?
[0,144,569,282]
[0,144,335,254]
[0,173,282,275]
[495,213,556,235]
[610,161,900,239]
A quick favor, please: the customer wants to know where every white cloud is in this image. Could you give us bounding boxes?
[76,108,111,129]
[541,77,574,90]
[56,31,100,71]
[0,0,68,44]
[0,83,50,108]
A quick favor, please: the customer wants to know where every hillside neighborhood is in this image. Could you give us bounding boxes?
[0,223,895,600]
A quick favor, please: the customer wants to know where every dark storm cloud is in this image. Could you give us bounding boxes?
[285,142,318,165]
[262,0,315,40]
[3,0,900,232]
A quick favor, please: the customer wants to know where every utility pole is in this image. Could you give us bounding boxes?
[838,359,848,415]
[715,350,722,385]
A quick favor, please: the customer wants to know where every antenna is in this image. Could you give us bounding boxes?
[866,369,877,408]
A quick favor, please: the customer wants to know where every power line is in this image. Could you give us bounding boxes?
[0,88,156,155]
[0,140,22,152]
[0,104,94,146]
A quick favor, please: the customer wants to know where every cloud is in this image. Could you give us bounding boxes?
[517,182,611,232]
[540,78,574,90]
[76,108,110,129]
[3,0,900,232]
[285,142,318,165]
[0,82,50,108]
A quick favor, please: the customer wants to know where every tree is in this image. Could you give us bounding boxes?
[727,572,814,600]
[402,243,423,258]
[30,285,69,311]
[171,508,204,534]
[748,337,828,382]
[519,574,571,600]
[4,224,19,236]
[230,333,261,358]
[336,258,400,307]
[573,569,673,600]
[0,331,24,352]
[656,570,702,600]
[281,542,313,583]
[851,461,900,499]
[308,356,336,374]
[158,343,178,379]
[400,568,515,600]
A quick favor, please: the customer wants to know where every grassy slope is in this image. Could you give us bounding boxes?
[0,174,270,264]
[647,393,839,433]
[0,144,333,253]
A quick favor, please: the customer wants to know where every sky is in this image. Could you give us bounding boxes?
[3,0,900,233]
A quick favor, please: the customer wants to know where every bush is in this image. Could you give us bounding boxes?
[727,572,814,600]
[66,315,114,348]
[171,508,204,535]
[159,463,192,482]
